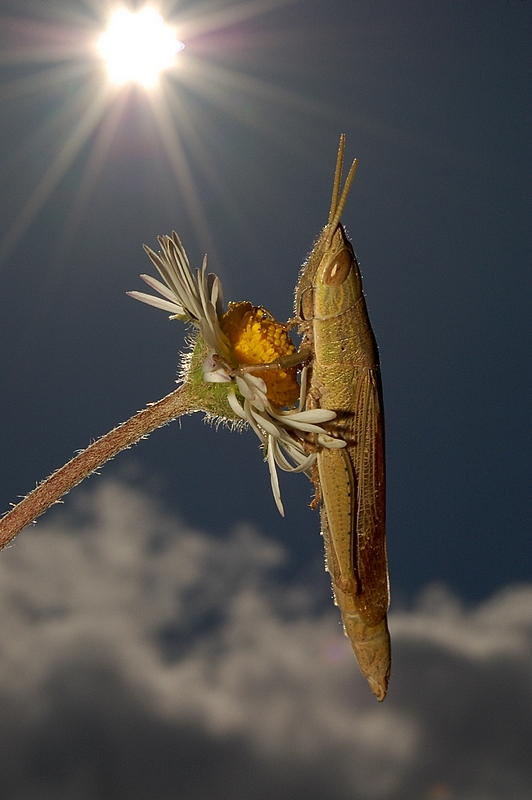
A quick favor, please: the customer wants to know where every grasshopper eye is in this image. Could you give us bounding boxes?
[323,247,352,286]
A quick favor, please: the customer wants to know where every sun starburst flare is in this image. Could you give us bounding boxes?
[97,8,185,87]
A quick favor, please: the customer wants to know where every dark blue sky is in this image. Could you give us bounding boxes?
[1,3,532,799]
[1,0,531,605]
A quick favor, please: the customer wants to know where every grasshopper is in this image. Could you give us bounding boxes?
[295,136,390,701]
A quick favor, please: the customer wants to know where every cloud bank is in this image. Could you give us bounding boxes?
[0,481,530,799]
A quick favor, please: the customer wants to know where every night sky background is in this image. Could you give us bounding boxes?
[0,1,531,798]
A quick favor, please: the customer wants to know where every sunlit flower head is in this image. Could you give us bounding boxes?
[128,233,345,514]
[221,302,300,409]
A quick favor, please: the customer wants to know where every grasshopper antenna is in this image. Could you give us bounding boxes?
[326,136,358,245]
[330,157,358,233]
[328,134,346,224]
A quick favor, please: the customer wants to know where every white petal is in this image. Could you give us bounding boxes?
[139,273,179,303]
[318,434,347,448]
[202,353,231,383]
[126,291,185,316]
[296,366,308,412]
[282,446,316,473]
[249,408,282,438]
[243,372,266,388]
[139,235,230,370]
[267,436,284,516]
[243,400,267,445]
[235,375,267,411]
[269,438,294,471]
[235,375,253,400]
[278,408,337,423]
[280,418,336,434]
[271,438,315,474]
[209,274,224,317]
[242,373,268,395]
[227,390,248,419]
[276,432,316,467]
[202,353,217,371]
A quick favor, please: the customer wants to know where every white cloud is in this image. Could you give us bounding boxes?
[0,481,530,800]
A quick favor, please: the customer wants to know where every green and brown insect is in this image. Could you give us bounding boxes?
[295,136,390,700]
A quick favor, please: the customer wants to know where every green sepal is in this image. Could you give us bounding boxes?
[180,332,243,423]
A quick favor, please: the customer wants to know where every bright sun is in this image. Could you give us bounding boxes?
[0,0,313,268]
[97,7,184,88]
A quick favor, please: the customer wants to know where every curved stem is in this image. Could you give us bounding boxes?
[0,385,196,549]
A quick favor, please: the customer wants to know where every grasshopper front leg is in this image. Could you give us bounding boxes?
[236,347,311,375]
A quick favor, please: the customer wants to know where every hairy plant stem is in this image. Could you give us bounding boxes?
[0,385,196,550]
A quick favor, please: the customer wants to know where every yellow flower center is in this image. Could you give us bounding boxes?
[220,302,300,408]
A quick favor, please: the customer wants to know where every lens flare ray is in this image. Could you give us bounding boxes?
[0,87,112,267]
[146,87,219,266]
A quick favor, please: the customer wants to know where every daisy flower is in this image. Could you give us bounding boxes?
[127,232,345,514]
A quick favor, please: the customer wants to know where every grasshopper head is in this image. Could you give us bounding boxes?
[312,224,363,319]
[294,135,358,325]
[321,224,361,292]
[295,222,360,321]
